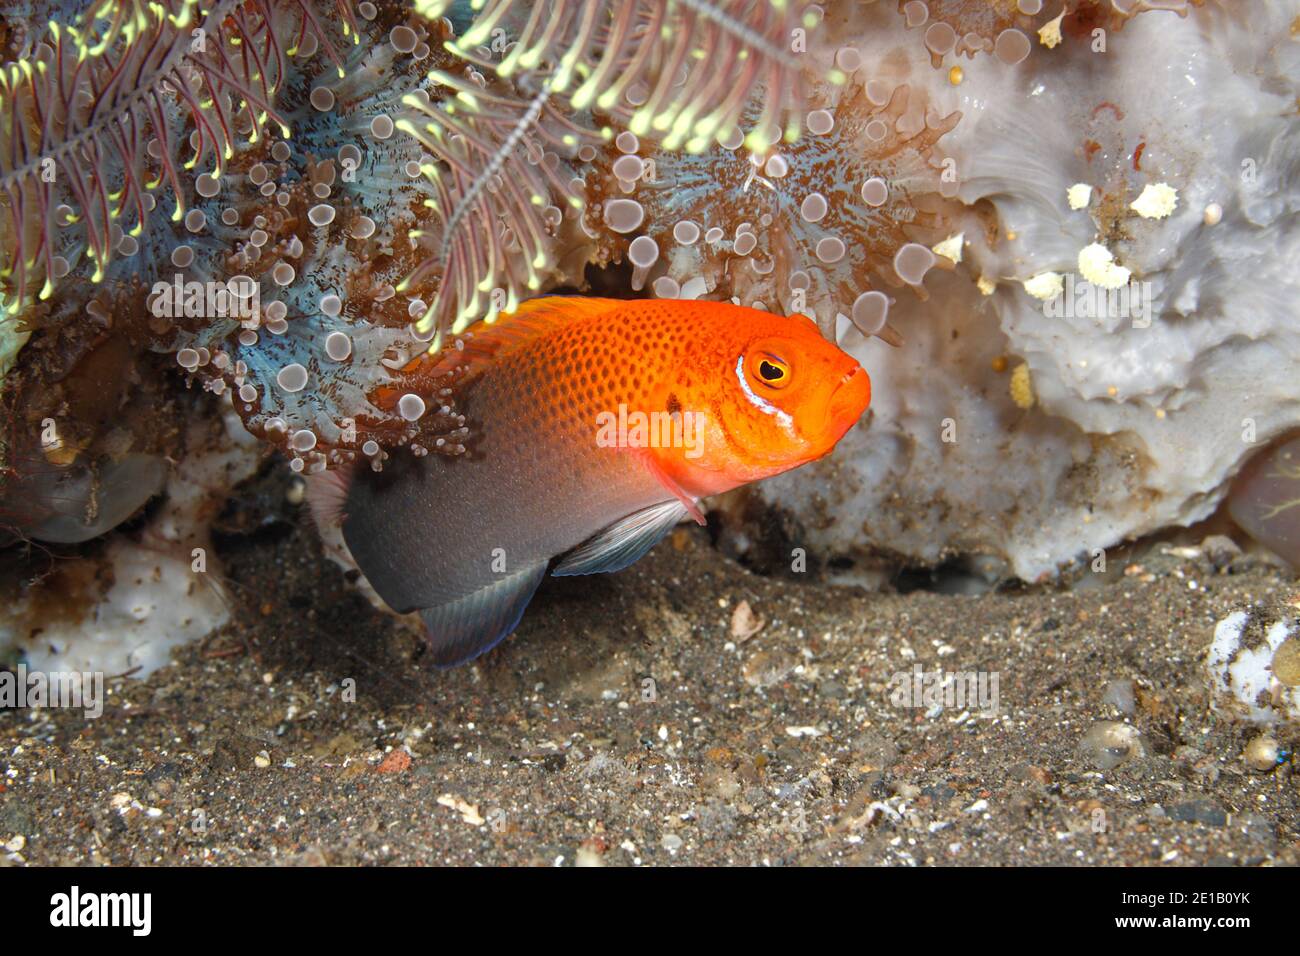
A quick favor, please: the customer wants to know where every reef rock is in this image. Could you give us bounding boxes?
[758,1,1300,580]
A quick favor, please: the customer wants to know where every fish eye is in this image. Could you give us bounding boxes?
[749,353,791,389]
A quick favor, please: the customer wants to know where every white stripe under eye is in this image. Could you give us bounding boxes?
[735,356,795,432]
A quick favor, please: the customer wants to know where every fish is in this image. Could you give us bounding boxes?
[309,296,871,667]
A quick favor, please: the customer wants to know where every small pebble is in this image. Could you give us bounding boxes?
[1273,637,1300,686]
[1167,798,1227,827]
[1078,721,1145,771]
[1243,735,1284,772]
[729,600,765,641]
[1101,679,1137,716]
[1198,534,1241,570]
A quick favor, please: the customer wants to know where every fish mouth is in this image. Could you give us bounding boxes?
[828,365,871,436]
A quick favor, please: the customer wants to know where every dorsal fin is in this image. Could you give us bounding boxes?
[379,297,630,401]
[450,295,627,369]
[305,468,353,530]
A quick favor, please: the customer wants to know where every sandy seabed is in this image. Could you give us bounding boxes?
[2,466,1297,867]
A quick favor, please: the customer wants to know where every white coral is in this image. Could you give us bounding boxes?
[763,1,1300,580]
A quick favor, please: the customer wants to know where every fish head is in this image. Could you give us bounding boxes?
[669,311,871,493]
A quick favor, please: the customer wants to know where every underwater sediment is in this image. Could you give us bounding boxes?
[0,0,1297,682]
[3,509,1298,865]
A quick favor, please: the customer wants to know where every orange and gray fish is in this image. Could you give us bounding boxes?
[310,296,871,667]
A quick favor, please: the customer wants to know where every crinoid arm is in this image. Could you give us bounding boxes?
[0,0,354,312]
[402,0,836,344]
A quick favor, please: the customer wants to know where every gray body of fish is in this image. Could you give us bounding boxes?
[341,355,683,667]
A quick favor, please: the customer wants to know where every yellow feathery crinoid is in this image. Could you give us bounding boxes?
[401,0,840,345]
[0,0,356,314]
[396,67,605,343]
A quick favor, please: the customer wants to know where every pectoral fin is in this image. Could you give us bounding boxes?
[552,500,688,577]
[420,562,549,668]
[637,451,706,525]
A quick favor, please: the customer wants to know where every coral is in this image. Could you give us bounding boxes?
[400,0,834,337]
[754,0,1300,581]
[895,0,1043,66]
[0,406,260,677]
[1206,603,1300,727]
[4,3,485,474]
[586,65,960,340]
[138,7,450,468]
[891,0,1205,68]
